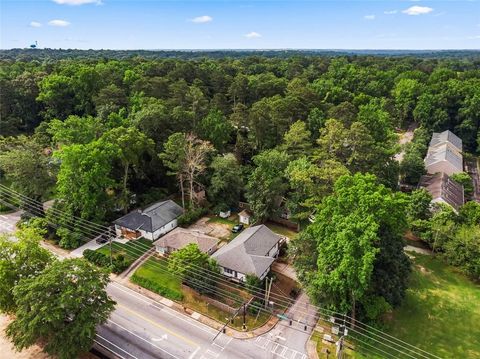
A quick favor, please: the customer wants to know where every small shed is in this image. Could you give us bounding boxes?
[219,210,231,218]
[238,210,252,225]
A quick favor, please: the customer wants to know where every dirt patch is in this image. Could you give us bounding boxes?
[188,217,231,239]
[1,314,51,359]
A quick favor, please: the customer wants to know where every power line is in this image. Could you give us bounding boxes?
[0,187,440,358]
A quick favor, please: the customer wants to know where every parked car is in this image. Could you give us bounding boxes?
[96,234,109,244]
[231,224,244,233]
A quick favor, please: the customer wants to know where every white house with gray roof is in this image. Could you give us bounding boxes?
[425,130,463,176]
[113,200,184,241]
[212,225,280,282]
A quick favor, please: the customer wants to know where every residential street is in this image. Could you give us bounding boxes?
[0,209,312,359]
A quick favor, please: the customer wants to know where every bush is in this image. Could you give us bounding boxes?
[83,249,132,274]
[56,227,83,249]
[131,274,184,301]
[178,207,208,227]
[247,299,263,315]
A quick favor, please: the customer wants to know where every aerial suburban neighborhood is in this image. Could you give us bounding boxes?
[1,1,480,359]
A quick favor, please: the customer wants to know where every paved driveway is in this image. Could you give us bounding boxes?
[71,238,107,257]
[0,210,22,235]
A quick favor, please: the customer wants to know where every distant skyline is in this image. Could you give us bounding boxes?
[1,0,479,50]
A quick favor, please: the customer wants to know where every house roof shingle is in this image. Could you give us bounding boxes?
[153,228,219,253]
[418,172,464,211]
[429,130,462,152]
[424,143,463,173]
[114,200,183,233]
[212,225,280,277]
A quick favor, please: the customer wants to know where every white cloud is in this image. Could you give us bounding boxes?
[190,15,213,24]
[402,6,433,16]
[244,31,261,38]
[30,21,42,27]
[48,19,71,27]
[364,14,375,20]
[52,0,101,5]
[384,10,397,15]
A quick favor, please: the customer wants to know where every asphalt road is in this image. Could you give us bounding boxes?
[100,282,310,359]
[0,208,313,359]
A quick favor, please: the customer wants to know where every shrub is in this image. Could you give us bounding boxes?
[178,207,208,227]
[83,249,132,274]
[131,274,184,301]
[247,299,263,315]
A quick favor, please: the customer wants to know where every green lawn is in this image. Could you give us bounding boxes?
[265,222,298,239]
[132,257,182,295]
[131,255,271,330]
[97,238,153,261]
[384,254,480,358]
[207,215,237,226]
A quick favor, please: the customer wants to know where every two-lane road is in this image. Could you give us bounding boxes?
[0,208,312,359]
[101,282,310,359]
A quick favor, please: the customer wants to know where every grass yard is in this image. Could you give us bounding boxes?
[130,254,272,330]
[97,238,153,261]
[131,256,183,299]
[383,254,480,358]
[265,222,297,239]
[207,215,237,226]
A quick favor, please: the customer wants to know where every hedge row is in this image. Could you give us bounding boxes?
[83,249,131,274]
[178,207,208,227]
[131,273,184,301]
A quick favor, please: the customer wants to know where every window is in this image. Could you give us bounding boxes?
[223,268,233,274]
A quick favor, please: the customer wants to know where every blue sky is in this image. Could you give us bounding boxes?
[1,0,479,50]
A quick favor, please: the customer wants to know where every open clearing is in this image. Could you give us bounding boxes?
[384,254,480,358]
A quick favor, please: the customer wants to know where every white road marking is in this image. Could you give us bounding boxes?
[276,335,286,341]
[110,282,217,335]
[189,347,200,359]
[107,319,182,359]
[95,334,138,359]
[205,349,220,358]
[152,334,168,342]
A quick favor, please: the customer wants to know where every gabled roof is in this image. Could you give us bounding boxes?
[153,228,219,253]
[429,130,462,153]
[114,200,183,233]
[424,143,463,173]
[418,172,464,211]
[212,225,280,277]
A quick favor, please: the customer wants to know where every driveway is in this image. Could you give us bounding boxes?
[70,238,107,257]
[188,217,231,239]
[0,210,22,236]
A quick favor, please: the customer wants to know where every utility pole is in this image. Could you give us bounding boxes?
[109,227,113,266]
[242,303,246,330]
[264,277,273,308]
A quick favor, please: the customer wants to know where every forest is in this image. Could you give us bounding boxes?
[1,52,480,324]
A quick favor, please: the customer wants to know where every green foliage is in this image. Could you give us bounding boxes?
[177,207,208,227]
[208,154,244,212]
[6,259,115,359]
[292,173,410,321]
[443,225,480,280]
[199,109,233,151]
[0,229,52,313]
[0,137,54,202]
[245,274,263,297]
[246,149,290,222]
[56,226,84,250]
[83,248,131,274]
[131,273,184,301]
[168,243,220,295]
[451,172,474,198]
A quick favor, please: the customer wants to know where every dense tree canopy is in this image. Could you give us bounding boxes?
[291,173,411,321]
